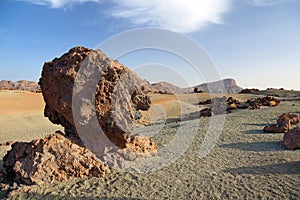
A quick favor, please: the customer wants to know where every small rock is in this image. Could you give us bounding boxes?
[283,127,300,150]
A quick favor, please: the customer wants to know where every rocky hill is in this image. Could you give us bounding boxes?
[151,78,243,94]
[192,78,243,94]
[0,80,40,92]
[151,82,186,94]
[0,78,242,94]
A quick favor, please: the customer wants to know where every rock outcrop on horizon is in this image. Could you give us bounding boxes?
[0,80,40,92]
[151,81,186,94]
[39,46,157,153]
[3,131,109,185]
[151,78,243,94]
[193,78,243,94]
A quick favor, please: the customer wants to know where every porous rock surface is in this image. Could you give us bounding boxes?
[1,47,158,186]
[39,46,157,152]
[3,131,109,185]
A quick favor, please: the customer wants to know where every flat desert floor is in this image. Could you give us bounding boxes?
[0,91,63,169]
[1,90,300,199]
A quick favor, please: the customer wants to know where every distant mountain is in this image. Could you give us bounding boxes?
[192,78,243,94]
[0,80,40,92]
[0,78,242,94]
[151,81,186,94]
[151,78,243,94]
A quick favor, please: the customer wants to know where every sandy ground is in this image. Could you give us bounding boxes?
[1,90,300,199]
[0,90,63,167]
[0,90,45,115]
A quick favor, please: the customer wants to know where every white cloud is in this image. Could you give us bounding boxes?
[109,0,231,33]
[248,0,295,6]
[20,0,101,8]
[21,0,232,33]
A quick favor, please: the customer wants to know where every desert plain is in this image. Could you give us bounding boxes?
[0,89,299,199]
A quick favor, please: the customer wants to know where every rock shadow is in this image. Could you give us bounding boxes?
[220,141,285,152]
[243,123,272,127]
[243,129,266,134]
[225,161,300,175]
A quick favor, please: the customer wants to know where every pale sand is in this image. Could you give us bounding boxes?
[0,90,63,162]
[1,90,300,199]
[0,90,45,115]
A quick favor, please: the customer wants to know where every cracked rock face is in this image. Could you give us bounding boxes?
[1,47,158,186]
[3,132,109,185]
[39,46,157,153]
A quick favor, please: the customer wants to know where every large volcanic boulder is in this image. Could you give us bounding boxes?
[283,127,300,150]
[3,131,109,185]
[39,46,157,153]
[1,47,158,186]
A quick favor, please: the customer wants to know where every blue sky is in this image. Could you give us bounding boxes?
[0,0,299,89]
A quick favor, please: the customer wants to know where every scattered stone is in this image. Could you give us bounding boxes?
[3,131,109,185]
[198,99,212,105]
[0,141,14,146]
[198,96,280,117]
[193,87,203,93]
[263,113,299,133]
[237,102,250,109]
[263,122,290,133]
[260,96,280,107]
[239,88,259,94]
[283,127,300,150]
[277,113,299,125]
[200,108,213,117]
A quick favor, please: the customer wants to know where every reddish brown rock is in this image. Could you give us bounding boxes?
[200,108,213,117]
[39,46,157,153]
[260,96,280,107]
[263,113,297,133]
[277,113,300,125]
[125,136,158,154]
[239,88,259,94]
[263,122,290,133]
[283,127,300,150]
[3,131,109,185]
[198,99,212,105]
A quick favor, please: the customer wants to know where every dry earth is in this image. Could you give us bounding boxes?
[1,90,300,199]
[0,90,63,171]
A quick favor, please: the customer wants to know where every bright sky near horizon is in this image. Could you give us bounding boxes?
[0,0,299,89]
